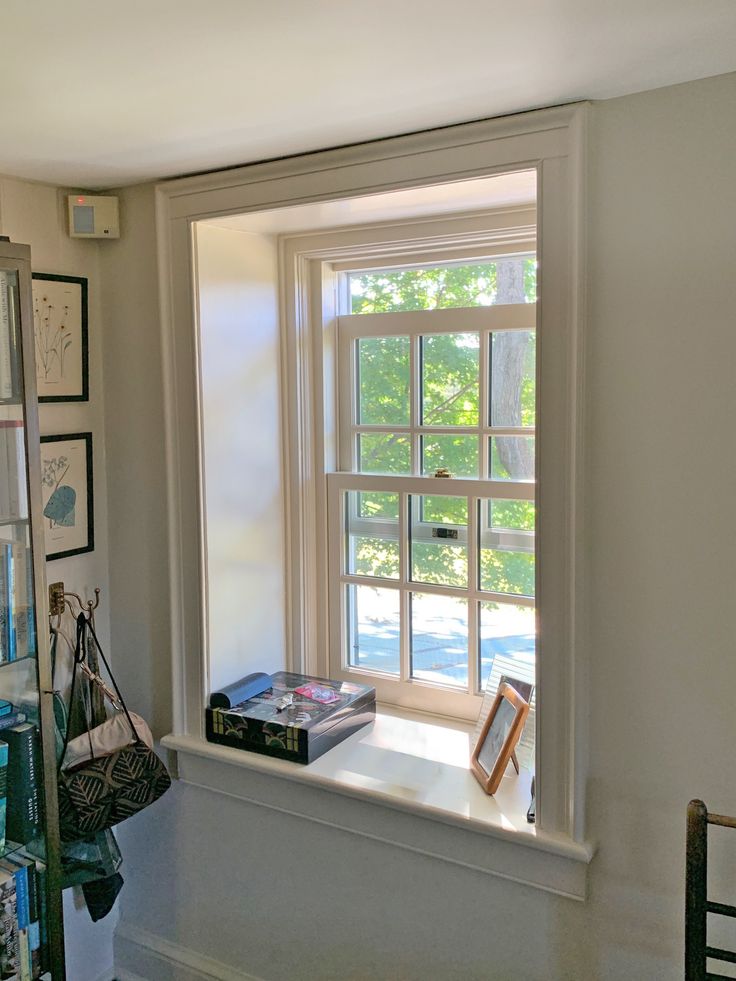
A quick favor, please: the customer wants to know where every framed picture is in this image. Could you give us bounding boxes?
[39,433,94,560]
[471,682,530,795]
[32,273,89,402]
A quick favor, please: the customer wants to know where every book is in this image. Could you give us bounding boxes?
[7,547,29,662]
[0,726,41,846]
[23,559,34,661]
[0,423,27,522]
[0,545,10,664]
[0,861,30,981]
[24,864,40,981]
[0,718,25,735]
[0,865,18,980]
[34,868,46,979]
[5,551,15,664]
[0,707,11,721]
[0,273,13,401]
[0,743,7,854]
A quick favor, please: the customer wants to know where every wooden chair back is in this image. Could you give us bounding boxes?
[686,799,736,980]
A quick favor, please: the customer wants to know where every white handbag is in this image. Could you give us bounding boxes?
[62,710,154,771]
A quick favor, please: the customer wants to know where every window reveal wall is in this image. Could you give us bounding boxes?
[195,223,286,692]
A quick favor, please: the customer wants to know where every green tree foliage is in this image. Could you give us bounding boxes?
[350,259,536,314]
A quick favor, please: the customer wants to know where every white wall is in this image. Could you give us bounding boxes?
[196,223,285,692]
[0,178,116,981]
[101,71,736,980]
[97,184,172,737]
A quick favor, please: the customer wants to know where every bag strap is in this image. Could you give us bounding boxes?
[58,616,86,772]
[80,614,141,746]
[58,614,142,772]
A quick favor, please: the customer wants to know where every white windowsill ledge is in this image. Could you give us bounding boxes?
[161,707,593,900]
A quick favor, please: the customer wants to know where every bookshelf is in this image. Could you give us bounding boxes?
[0,240,65,979]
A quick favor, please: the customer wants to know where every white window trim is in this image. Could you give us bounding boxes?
[278,216,539,693]
[155,105,588,855]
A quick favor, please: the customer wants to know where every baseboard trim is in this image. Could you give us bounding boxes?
[115,920,266,981]
[90,969,117,981]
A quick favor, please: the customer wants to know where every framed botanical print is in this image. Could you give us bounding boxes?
[32,273,89,402]
[40,433,94,560]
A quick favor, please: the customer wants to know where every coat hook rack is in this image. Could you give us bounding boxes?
[48,581,101,623]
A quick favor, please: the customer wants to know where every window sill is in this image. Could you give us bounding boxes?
[161,706,593,900]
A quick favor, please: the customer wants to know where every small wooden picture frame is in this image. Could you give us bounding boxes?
[471,682,530,795]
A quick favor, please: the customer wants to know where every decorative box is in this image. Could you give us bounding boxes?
[205,671,376,764]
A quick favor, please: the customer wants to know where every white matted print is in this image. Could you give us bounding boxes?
[32,274,88,402]
[40,433,93,560]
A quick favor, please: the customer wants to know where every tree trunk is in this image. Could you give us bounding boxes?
[492,260,534,479]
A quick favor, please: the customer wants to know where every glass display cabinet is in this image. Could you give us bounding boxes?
[0,239,65,978]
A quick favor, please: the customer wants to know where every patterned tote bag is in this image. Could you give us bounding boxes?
[57,614,171,842]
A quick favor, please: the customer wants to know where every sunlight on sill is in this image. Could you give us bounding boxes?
[304,703,535,835]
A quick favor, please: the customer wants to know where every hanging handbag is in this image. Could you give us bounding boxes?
[43,630,124,901]
[57,613,171,843]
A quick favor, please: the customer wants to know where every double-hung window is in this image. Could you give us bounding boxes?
[327,254,537,724]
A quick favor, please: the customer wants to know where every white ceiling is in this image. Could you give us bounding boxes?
[3,0,736,189]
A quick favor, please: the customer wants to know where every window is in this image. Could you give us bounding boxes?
[327,253,537,723]
[158,106,586,843]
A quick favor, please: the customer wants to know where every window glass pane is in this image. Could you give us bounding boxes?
[480,497,535,596]
[480,549,534,596]
[421,495,467,526]
[479,601,535,768]
[490,436,534,481]
[358,490,399,520]
[410,494,467,588]
[422,333,479,427]
[523,257,537,304]
[347,584,400,675]
[490,499,535,532]
[345,491,399,579]
[358,433,411,474]
[358,336,410,425]
[479,602,535,692]
[411,593,467,688]
[422,435,478,478]
[490,330,535,428]
[349,257,537,314]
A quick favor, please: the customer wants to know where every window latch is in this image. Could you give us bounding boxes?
[432,527,458,540]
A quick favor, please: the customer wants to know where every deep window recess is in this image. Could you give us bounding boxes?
[328,254,537,744]
[159,112,586,844]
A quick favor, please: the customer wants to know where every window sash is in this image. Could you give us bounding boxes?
[338,303,536,476]
[338,302,535,337]
[335,289,537,714]
[328,472,535,714]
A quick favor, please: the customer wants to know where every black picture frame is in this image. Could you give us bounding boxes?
[39,432,94,560]
[32,273,89,402]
